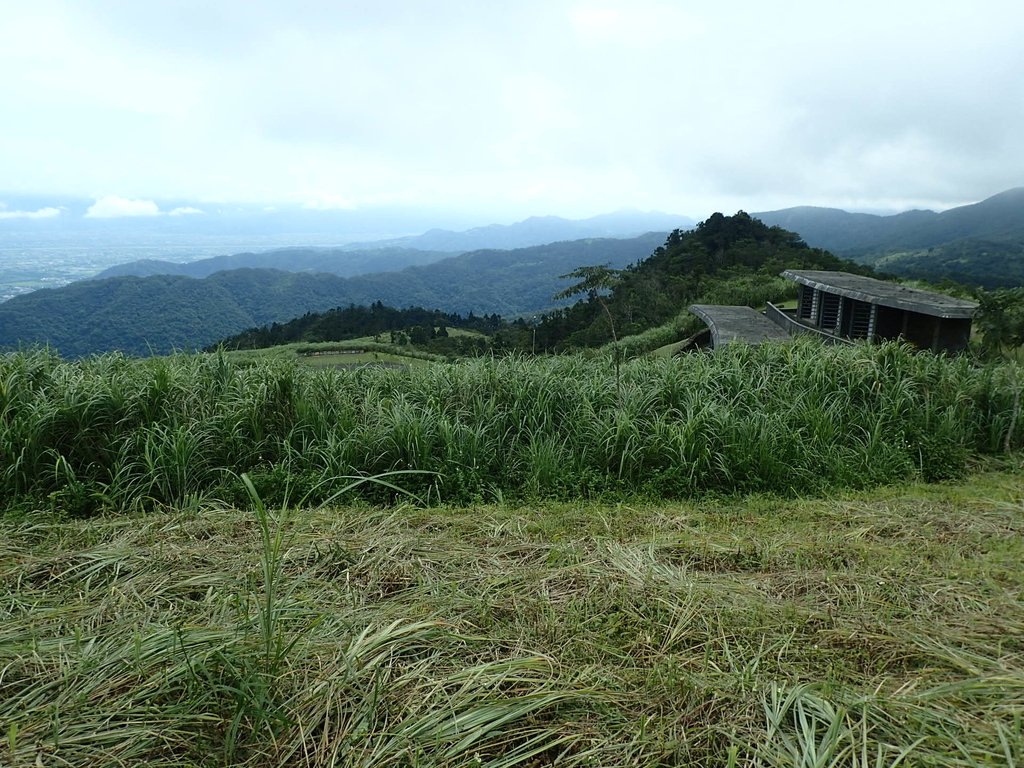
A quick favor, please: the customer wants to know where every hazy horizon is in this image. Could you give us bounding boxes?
[2,187,1019,241]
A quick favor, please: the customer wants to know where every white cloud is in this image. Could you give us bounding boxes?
[168,206,204,216]
[0,206,61,220]
[0,1,1022,218]
[85,196,161,218]
[302,194,357,211]
[569,2,705,45]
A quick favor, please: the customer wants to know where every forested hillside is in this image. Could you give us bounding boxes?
[535,211,875,349]
[95,247,456,280]
[205,213,879,358]
[755,187,1024,287]
[214,302,503,351]
[0,233,666,357]
[872,240,1024,288]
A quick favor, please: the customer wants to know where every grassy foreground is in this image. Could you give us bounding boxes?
[3,462,1022,766]
[3,341,1022,516]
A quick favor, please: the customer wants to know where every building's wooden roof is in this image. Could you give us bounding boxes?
[782,270,978,319]
[688,305,792,348]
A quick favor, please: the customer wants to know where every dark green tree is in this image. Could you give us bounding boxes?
[555,265,624,343]
[976,288,1024,355]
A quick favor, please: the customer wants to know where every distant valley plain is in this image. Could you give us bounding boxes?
[0,232,355,302]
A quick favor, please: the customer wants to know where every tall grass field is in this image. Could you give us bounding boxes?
[1,340,1021,515]
[1,341,1022,765]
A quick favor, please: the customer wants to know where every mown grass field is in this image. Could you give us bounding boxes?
[300,352,418,369]
[221,340,444,369]
[2,462,1022,766]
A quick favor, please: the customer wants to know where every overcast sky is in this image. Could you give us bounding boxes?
[2,0,1023,223]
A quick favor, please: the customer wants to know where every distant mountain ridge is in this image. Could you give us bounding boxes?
[95,247,456,280]
[91,209,694,281]
[755,188,1024,287]
[755,188,1024,254]
[342,210,696,252]
[0,233,667,357]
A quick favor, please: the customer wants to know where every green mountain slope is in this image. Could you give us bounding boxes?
[754,188,1024,286]
[94,247,457,280]
[756,188,1024,254]
[873,239,1024,288]
[750,206,936,253]
[337,210,694,252]
[91,210,694,282]
[535,211,874,349]
[0,233,667,357]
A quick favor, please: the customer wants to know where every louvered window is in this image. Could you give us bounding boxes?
[849,302,872,338]
[820,293,840,331]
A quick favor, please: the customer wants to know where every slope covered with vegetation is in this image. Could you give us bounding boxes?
[95,246,457,280]
[756,187,1024,287]
[210,213,882,358]
[873,238,1024,288]
[212,302,503,352]
[534,211,875,350]
[0,234,665,357]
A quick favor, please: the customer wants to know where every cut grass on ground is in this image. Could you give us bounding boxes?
[300,351,420,368]
[2,460,1022,766]
[222,340,443,368]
